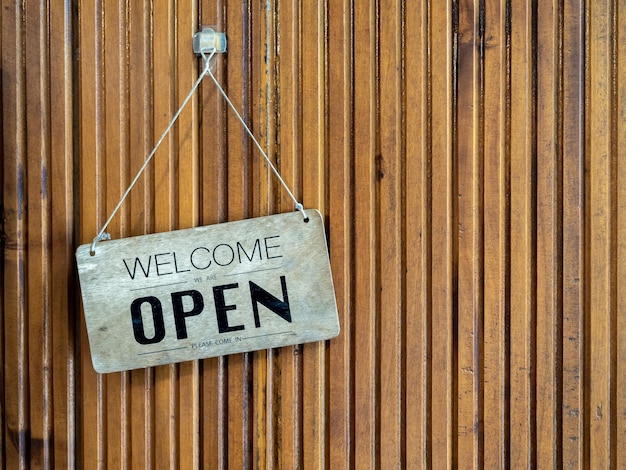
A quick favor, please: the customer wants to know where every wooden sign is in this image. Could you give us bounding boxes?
[76,210,339,373]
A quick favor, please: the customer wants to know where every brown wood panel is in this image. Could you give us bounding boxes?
[617,3,626,468]
[562,0,586,467]
[300,2,326,468]
[456,0,483,467]
[2,2,77,469]
[482,1,509,467]
[430,2,455,467]
[378,0,402,467]
[326,0,352,468]
[588,0,617,467]
[404,2,430,468]
[536,1,562,466]
[3,3,32,469]
[509,1,536,467]
[275,0,302,468]
[127,2,156,468]
[3,1,626,468]
[352,1,377,468]
[198,2,228,469]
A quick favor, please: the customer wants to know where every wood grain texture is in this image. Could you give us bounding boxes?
[430,2,455,467]
[536,1,562,466]
[482,1,509,467]
[588,0,617,467]
[404,2,429,468]
[327,0,352,468]
[617,3,626,468]
[2,0,626,467]
[2,2,29,468]
[378,0,402,466]
[352,1,377,468]
[562,1,586,467]
[509,1,536,467]
[456,1,483,467]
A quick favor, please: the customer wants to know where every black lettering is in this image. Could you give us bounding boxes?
[123,256,152,279]
[213,283,244,333]
[131,296,166,344]
[249,276,291,327]
[171,290,204,339]
[213,244,235,266]
[154,252,173,276]
[190,246,211,270]
[173,251,191,273]
[237,239,261,263]
[264,235,282,259]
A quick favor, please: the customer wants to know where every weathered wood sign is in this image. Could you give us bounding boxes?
[76,210,339,373]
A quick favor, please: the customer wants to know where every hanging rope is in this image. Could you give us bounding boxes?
[90,40,307,255]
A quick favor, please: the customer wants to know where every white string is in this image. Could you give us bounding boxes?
[90,55,213,255]
[91,49,307,255]
[200,51,307,221]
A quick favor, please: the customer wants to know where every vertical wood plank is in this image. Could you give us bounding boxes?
[49,2,77,467]
[536,0,562,467]
[225,2,253,468]
[225,0,250,221]
[616,2,626,467]
[509,0,536,466]
[77,0,108,466]
[404,0,430,467]
[276,0,301,215]
[327,0,352,468]
[430,2,455,467]
[152,1,178,468]
[301,0,327,468]
[276,0,302,467]
[24,1,54,467]
[378,0,403,467]
[456,0,484,467]
[199,2,228,468]
[175,2,201,468]
[588,0,616,467]
[176,0,200,231]
[353,0,378,467]
[254,0,275,217]
[2,2,28,468]
[127,1,154,465]
[562,2,587,468]
[482,0,509,466]
[102,1,127,467]
[0,5,5,467]
[128,0,154,238]
[253,1,273,466]
[561,0,586,467]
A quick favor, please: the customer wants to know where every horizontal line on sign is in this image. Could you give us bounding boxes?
[225,266,283,277]
[242,331,295,340]
[129,281,188,292]
[137,346,188,355]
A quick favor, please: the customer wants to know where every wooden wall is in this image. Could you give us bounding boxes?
[2,0,625,468]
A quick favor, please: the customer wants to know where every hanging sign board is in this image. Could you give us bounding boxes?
[76,210,339,373]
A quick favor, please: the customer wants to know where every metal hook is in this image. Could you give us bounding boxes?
[193,27,227,55]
